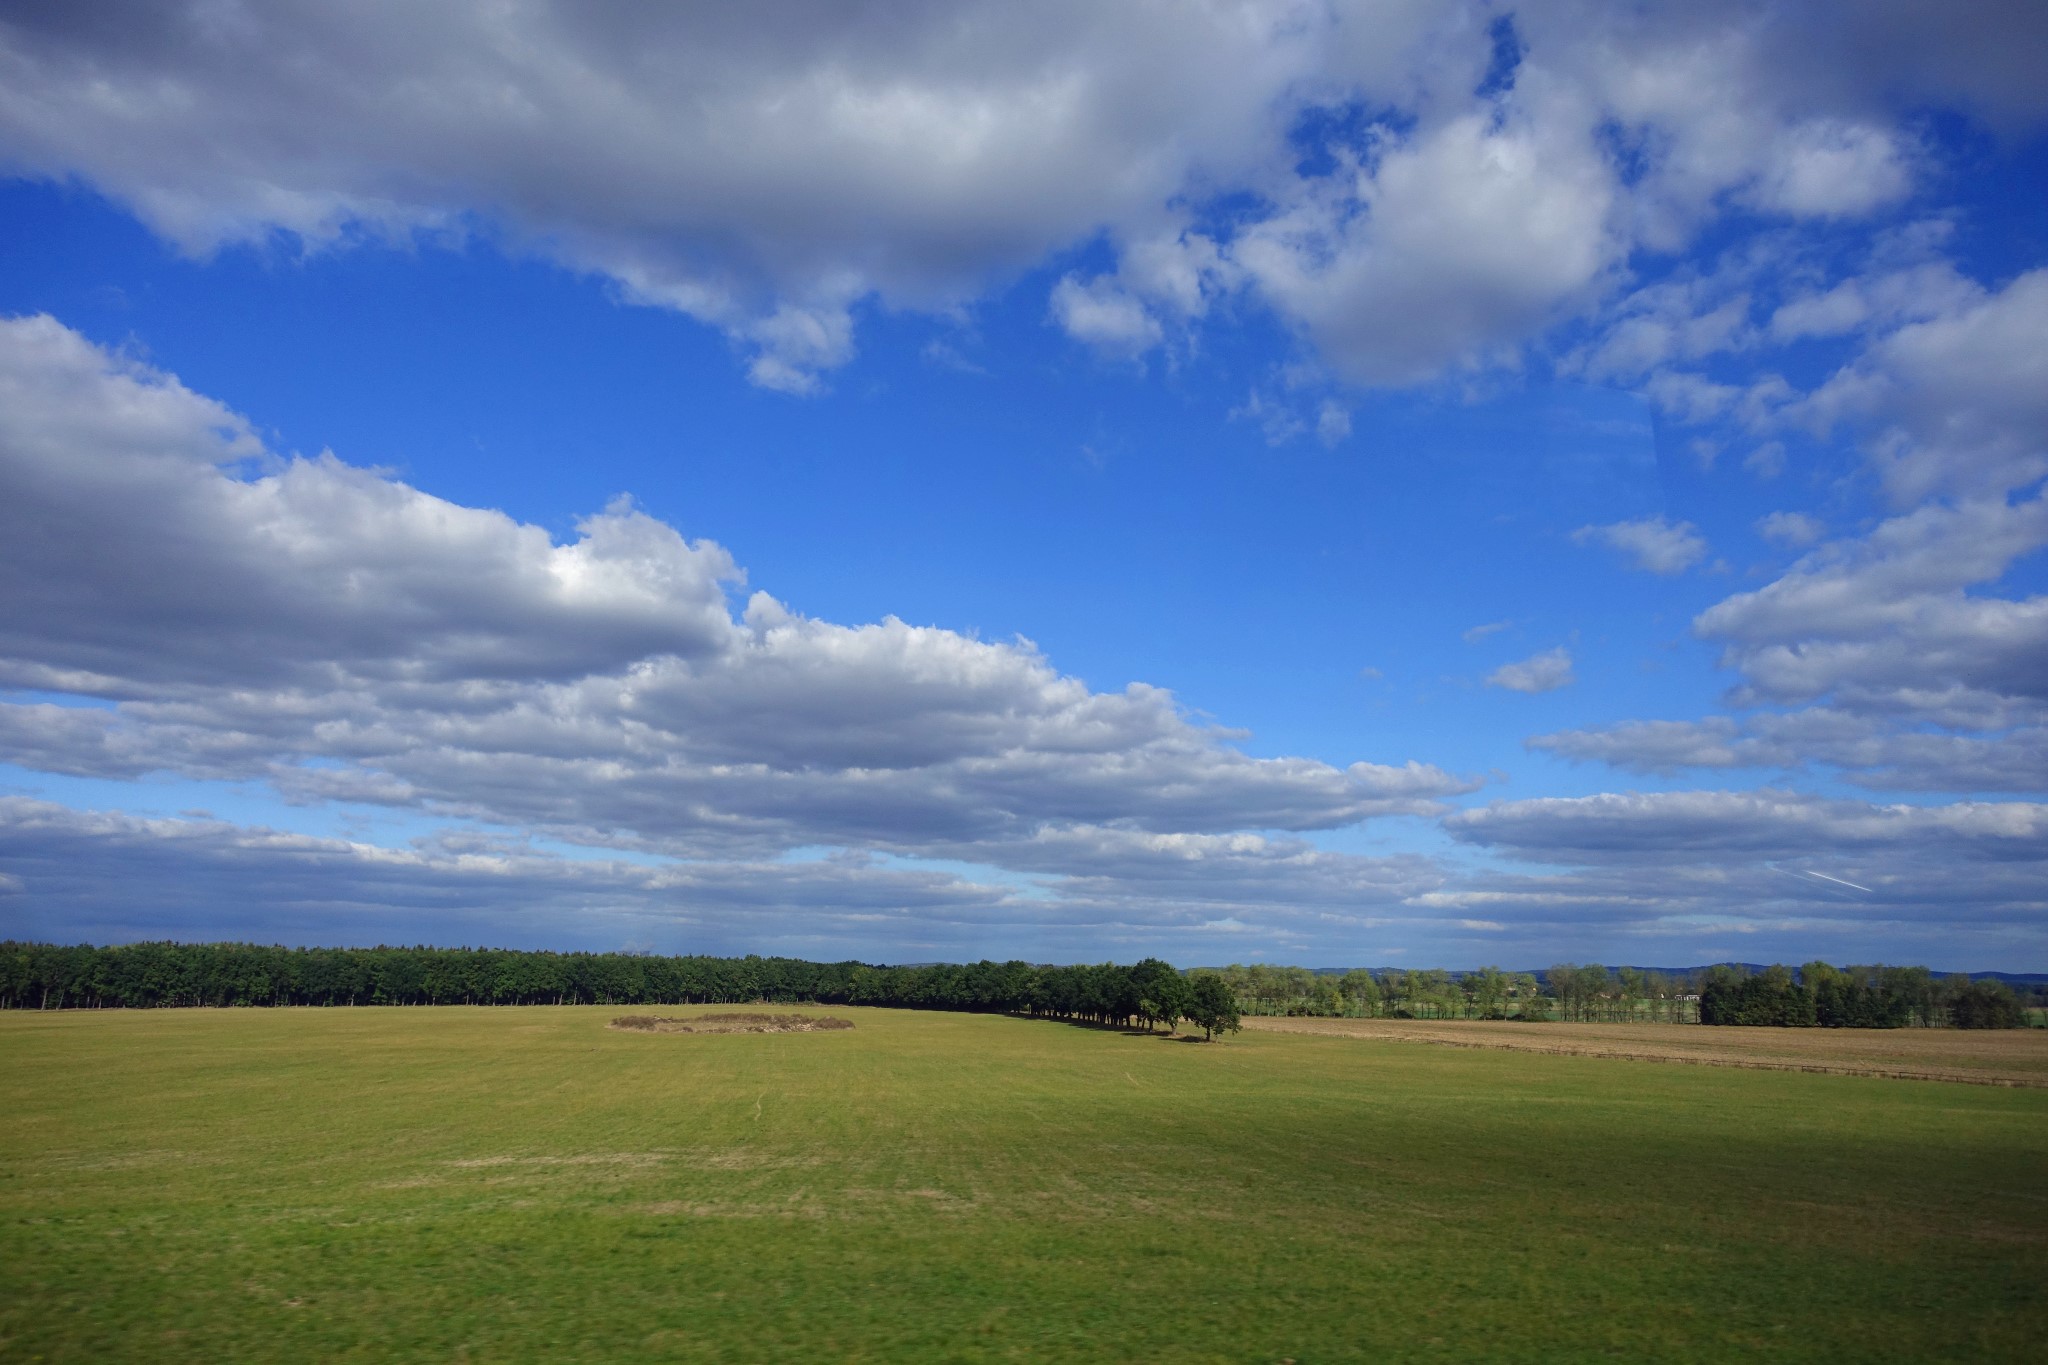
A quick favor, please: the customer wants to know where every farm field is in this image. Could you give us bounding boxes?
[3,1006,2044,1362]
[1243,1015,2048,1086]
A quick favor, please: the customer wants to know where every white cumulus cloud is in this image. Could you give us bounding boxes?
[2,1,2037,391]
[0,315,1474,938]
[1572,516,1709,575]
[1487,646,1575,695]
[1755,511,1826,548]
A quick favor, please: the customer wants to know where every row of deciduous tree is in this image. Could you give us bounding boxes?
[0,941,2027,1029]
[0,942,1244,1037]
[1208,960,2033,1028]
[1211,963,1696,1022]
[1697,962,2028,1029]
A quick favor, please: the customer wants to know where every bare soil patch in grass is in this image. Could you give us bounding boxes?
[608,1012,853,1035]
[1243,1016,2048,1086]
[449,1153,670,1169]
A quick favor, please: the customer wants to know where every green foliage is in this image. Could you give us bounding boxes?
[1128,957,1189,1033]
[1948,976,2027,1030]
[1338,968,1381,1013]
[0,942,1216,1033]
[5,943,2024,1032]
[1699,962,2020,1030]
[1699,964,1818,1028]
[1805,961,1915,1028]
[1463,965,1508,1017]
[1183,971,1241,1041]
[1544,964,1624,1021]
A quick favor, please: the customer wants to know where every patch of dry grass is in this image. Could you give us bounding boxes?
[1242,1016,2048,1086]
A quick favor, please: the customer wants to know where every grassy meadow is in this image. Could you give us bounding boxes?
[2,1005,2044,1362]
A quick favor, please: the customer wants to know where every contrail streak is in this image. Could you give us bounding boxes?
[1799,869,1872,894]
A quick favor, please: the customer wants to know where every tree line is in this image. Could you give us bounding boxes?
[1210,960,2034,1028]
[0,941,2031,1029]
[1697,962,2029,1029]
[1213,963,1698,1022]
[0,942,1244,1039]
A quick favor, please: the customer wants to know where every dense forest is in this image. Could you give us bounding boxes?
[0,942,1244,1038]
[0,942,2034,1029]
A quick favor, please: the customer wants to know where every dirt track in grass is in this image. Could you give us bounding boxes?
[1241,1016,2048,1087]
[609,1012,854,1034]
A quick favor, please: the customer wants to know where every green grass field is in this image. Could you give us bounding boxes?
[3,1006,2043,1362]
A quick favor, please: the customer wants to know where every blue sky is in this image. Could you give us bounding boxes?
[1,1,2045,968]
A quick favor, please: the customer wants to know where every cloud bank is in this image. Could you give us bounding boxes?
[0,315,1469,952]
[4,1,2042,390]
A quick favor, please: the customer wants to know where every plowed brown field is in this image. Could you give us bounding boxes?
[1241,1015,2048,1086]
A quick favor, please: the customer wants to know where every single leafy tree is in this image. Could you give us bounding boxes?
[1185,971,1242,1041]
